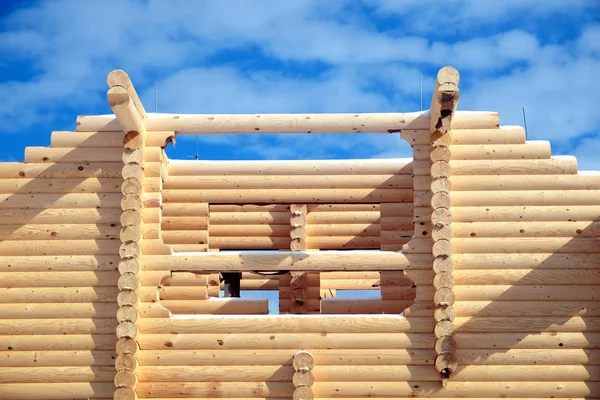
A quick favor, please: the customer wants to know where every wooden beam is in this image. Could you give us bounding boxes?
[430,66,460,135]
[76,110,499,133]
[107,86,146,135]
[107,69,146,120]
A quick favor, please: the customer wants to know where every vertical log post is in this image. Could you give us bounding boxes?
[108,70,147,400]
[430,66,460,387]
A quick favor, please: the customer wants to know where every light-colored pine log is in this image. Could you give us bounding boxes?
[431,177,452,193]
[121,163,143,180]
[164,188,409,203]
[121,177,143,195]
[161,230,208,245]
[434,287,456,307]
[156,299,268,315]
[433,272,454,290]
[0,193,121,209]
[433,257,454,274]
[140,251,414,272]
[293,350,315,372]
[293,386,314,400]
[23,146,160,163]
[0,318,119,335]
[137,316,434,334]
[0,240,121,257]
[208,223,379,237]
[404,126,526,145]
[435,352,458,374]
[107,86,146,135]
[123,131,145,150]
[452,237,600,253]
[114,370,138,388]
[430,66,460,134]
[0,350,117,367]
[0,162,123,179]
[453,300,600,317]
[451,205,600,222]
[117,290,141,307]
[0,287,120,303]
[449,156,579,175]
[431,192,451,209]
[453,221,600,237]
[321,299,413,314]
[430,146,451,162]
[290,237,308,252]
[451,174,600,191]
[0,208,122,226]
[430,161,450,178]
[435,336,456,354]
[107,69,146,119]
[161,202,209,217]
[434,306,456,322]
[117,305,139,322]
[435,320,455,338]
[451,189,600,206]
[208,236,380,249]
[158,286,208,301]
[0,303,118,319]
[0,177,123,194]
[0,383,114,399]
[50,130,173,148]
[450,142,551,160]
[170,159,414,176]
[290,214,307,228]
[116,321,138,339]
[165,174,412,189]
[120,225,142,243]
[116,337,139,355]
[77,110,498,133]
[115,354,139,371]
[452,268,599,285]
[293,370,315,387]
[0,334,117,351]
[118,258,140,275]
[0,223,120,241]
[162,216,208,230]
[453,285,600,301]
[209,211,384,225]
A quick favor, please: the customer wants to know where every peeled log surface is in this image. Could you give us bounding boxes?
[453,221,600,238]
[0,383,115,399]
[0,162,123,179]
[162,202,209,217]
[452,237,600,253]
[0,223,119,241]
[451,174,600,191]
[77,111,499,133]
[0,334,117,351]
[1,208,122,225]
[163,188,409,203]
[0,319,119,335]
[162,216,208,230]
[0,193,121,209]
[452,268,599,285]
[449,157,578,175]
[0,303,118,319]
[0,287,120,303]
[107,86,146,136]
[454,300,600,317]
[293,386,314,400]
[0,177,122,194]
[24,146,161,163]
[453,285,600,301]
[0,271,119,288]
[209,236,381,249]
[0,240,120,256]
[451,190,600,206]
[168,159,413,176]
[137,316,433,334]
[50,130,173,148]
[208,223,379,237]
[402,126,526,145]
[164,174,412,189]
[293,350,315,371]
[449,142,551,160]
[130,381,600,398]
[321,299,414,314]
[209,211,382,225]
[450,205,600,222]
[157,298,268,315]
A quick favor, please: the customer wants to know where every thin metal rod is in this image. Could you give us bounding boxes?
[420,73,423,111]
[155,82,158,113]
[522,107,528,140]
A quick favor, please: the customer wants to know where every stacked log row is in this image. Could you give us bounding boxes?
[161,202,209,252]
[293,350,315,400]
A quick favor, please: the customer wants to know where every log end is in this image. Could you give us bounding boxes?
[108,86,131,108]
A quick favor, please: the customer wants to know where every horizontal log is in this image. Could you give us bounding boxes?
[107,85,145,135]
[0,287,120,303]
[130,381,600,398]
[454,316,600,332]
[138,332,435,350]
[162,230,209,245]
[209,236,381,249]
[0,334,116,351]
[449,156,579,175]
[0,208,122,225]
[453,285,600,301]
[0,255,120,272]
[138,316,433,334]
[0,193,121,209]
[162,216,208,230]
[164,188,410,203]
[0,271,119,287]
[210,211,383,225]
[77,111,499,133]
[0,350,117,367]
[164,174,412,190]
[0,223,120,241]
[448,142,551,160]
[141,251,413,271]
[451,174,600,191]
[454,301,600,317]
[451,190,600,206]
[450,205,600,222]
[453,221,600,238]
[450,253,600,271]
[210,204,382,212]
[402,126,526,145]
[0,318,118,335]
[321,299,414,314]
[168,159,413,176]
[132,364,600,382]
[0,303,118,319]
[0,178,123,194]
[0,382,114,399]
[0,240,120,256]
[153,299,269,315]
[0,366,115,383]
[0,162,123,179]
[209,224,380,237]
[161,202,209,217]
[24,147,161,163]
[452,269,599,285]
[50,130,174,148]
[452,237,600,253]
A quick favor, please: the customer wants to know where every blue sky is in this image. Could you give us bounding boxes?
[1,0,599,167]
